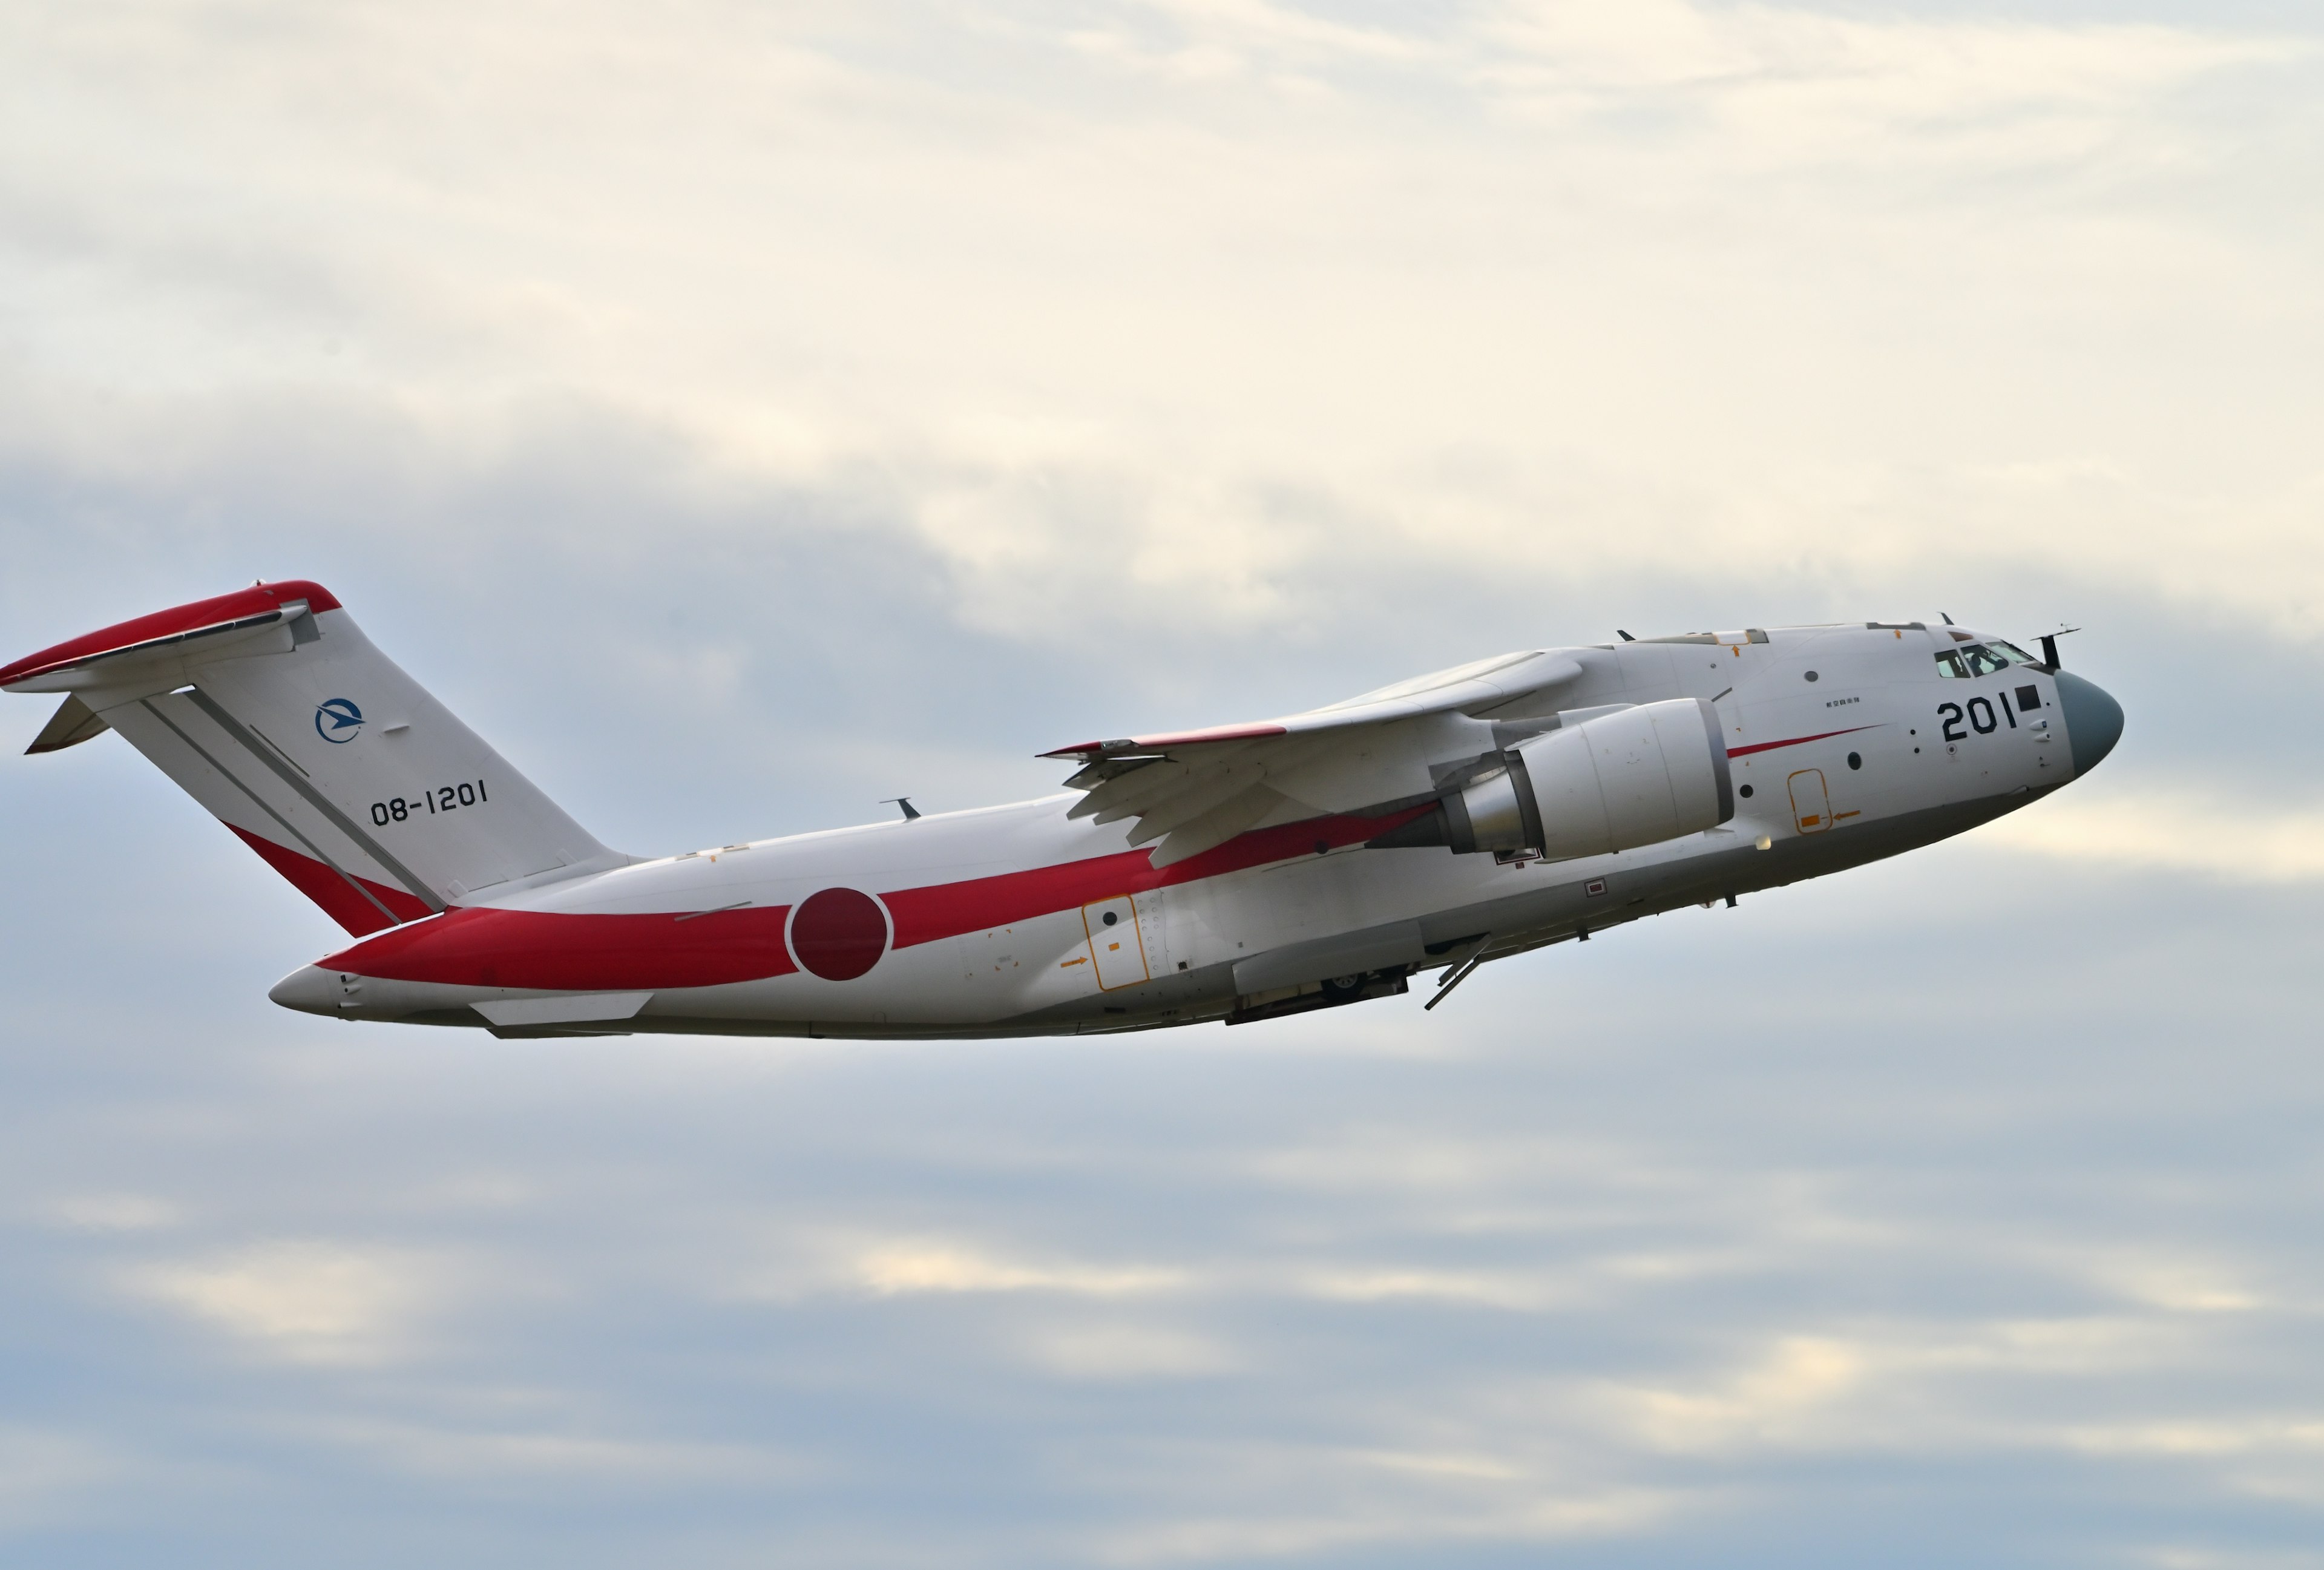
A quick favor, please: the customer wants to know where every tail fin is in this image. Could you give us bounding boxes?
[4,579,624,935]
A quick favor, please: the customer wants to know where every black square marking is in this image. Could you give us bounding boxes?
[2016,685,2040,712]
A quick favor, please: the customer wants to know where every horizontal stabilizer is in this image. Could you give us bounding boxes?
[0,582,333,695]
[25,695,109,755]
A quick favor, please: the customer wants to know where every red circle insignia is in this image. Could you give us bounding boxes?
[788,887,889,980]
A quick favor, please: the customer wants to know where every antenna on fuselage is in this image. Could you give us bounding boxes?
[881,797,922,821]
[1616,629,1636,642]
[2037,626,2082,669]
[1940,612,1955,625]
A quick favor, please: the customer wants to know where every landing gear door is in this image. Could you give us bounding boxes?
[1083,896,1152,990]
[1787,768,1831,835]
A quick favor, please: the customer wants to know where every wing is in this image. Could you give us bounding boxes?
[1042,648,1595,867]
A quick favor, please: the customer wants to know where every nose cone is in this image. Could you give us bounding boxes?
[2055,669,2124,777]
[269,965,340,1016]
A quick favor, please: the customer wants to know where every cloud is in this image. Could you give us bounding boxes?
[2060,1419,2324,1460]
[5,0,2321,644]
[0,1427,119,1532]
[1293,1266,1563,1311]
[1474,1,2297,158]
[1082,1482,1681,1565]
[129,1241,448,1365]
[1601,1335,1869,1453]
[303,1417,816,1487]
[47,1193,182,1232]
[1981,789,2324,884]
[5,2,2324,1564]
[1018,1320,1238,1381]
[852,1241,1188,1298]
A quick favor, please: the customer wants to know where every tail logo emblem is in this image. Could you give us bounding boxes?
[315,698,365,743]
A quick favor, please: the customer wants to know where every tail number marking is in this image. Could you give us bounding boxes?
[371,779,488,826]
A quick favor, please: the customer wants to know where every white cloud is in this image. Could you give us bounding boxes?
[1019,1319,1238,1380]
[0,1427,118,1532]
[1295,1266,1561,1311]
[1475,1,2296,158]
[305,1417,815,1486]
[1603,1334,1870,1453]
[2060,1419,2324,1460]
[130,1241,448,1365]
[1981,789,2324,884]
[47,1193,181,1232]
[4,0,2320,639]
[852,1240,1188,1298]
[1086,1490,1679,1565]
[6,4,2324,1561]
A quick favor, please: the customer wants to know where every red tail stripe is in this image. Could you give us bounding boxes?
[228,826,433,937]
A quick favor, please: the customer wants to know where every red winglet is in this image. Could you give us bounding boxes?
[0,579,343,689]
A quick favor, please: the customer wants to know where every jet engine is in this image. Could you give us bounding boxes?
[1375,698,1733,861]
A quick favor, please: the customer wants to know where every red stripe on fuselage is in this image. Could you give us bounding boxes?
[320,904,800,991]
[229,825,434,936]
[1727,725,1877,758]
[885,804,1430,947]
[308,729,1887,991]
[317,803,1436,990]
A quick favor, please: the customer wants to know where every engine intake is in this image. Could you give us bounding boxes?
[1375,698,1733,860]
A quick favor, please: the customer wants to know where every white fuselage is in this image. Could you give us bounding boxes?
[272,620,2104,1038]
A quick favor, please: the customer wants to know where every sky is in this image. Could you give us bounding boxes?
[2,1,2321,1564]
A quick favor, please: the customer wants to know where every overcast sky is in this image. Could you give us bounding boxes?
[3,1,2322,1565]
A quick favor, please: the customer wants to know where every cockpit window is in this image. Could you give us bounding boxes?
[1936,641,2038,678]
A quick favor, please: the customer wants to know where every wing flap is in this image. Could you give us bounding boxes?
[1044,649,1598,859]
[1123,758,1284,846]
[1149,784,1288,867]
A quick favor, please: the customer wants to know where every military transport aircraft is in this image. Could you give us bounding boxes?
[4,580,2122,1037]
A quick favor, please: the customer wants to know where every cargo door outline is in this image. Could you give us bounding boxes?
[1787,768,1831,834]
[1082,895,1151,990]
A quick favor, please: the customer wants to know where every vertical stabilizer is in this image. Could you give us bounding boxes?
[4,580,625,935]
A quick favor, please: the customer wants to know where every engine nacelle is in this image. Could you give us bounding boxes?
[1380,698,1733,861]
